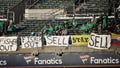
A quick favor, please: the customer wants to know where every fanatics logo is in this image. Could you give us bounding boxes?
[24,55,35,64]
[80,55,90,64]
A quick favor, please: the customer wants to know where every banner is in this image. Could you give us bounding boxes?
[45,36,69,46]
[21,36,42,48]
[88,33,111,49]
[0,37,17,51]
[71,35,90,45]
[0,52,119,66]
[111,33,120,46]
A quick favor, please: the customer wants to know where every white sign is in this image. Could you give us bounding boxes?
[88,33,111,49]
[45,36,69,46]
[21,36,42,48]
[0,37,17,51]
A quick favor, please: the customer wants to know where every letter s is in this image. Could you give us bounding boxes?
[89,35,94,46]
[115,59,119,64]
[46,37,53,44]
[3,61,7,65]
[58,59,62,64]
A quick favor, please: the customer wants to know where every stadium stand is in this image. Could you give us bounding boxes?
[0,0,23,17]
[30,0,75,9]
[0,2,120,68]
[0,0,120,61]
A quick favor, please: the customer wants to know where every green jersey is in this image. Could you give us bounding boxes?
[72,21,78,27]
[0,21,3,32]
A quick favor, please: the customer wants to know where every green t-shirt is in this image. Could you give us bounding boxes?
[49,27,54,31]
[86,22,95,29]
[117,28,120,33]
[44,27,49,31]
[7,26,13,32]
[102,16,107,29]
[0,21,3,32]
[80,25,87,31]
[55,24,62,30]
[58,24,62,29]
[72,21,78,27]
[7,26,16,32]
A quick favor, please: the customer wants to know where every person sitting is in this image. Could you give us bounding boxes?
[79,23,88,34]
[7,23,16,36]
[114,24,120,34]
[61,27,68,35]
[0,21,3,36]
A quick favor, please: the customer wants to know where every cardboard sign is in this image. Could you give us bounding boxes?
[21,36,42,48]
[45,36,69,46]
[88,33,111,49]
[71,35,89,45]
[0,37,17,51]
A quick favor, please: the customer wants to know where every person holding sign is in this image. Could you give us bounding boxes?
[0,21,3,36]
[80,23,88,35]
[7,23,16,36]
[114,24,120,34]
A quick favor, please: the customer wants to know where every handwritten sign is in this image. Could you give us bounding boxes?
[71,35,89,45]
[0,37,17,51]
[45,36,69,46]
[88,33,111,49]
[21,36,42,48]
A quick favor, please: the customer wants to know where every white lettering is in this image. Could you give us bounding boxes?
[0,60,7,66]
[90,57,119,64]
[34,58,62,65]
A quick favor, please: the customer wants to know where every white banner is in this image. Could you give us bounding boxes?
[88,33,111,49]
[45,36,69,46]
[0,37,17,51]
[21,36,42,48]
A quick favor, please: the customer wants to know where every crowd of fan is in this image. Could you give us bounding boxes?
[31,16,120,36]
[0,15,120,36]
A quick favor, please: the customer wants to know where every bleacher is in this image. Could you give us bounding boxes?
[0,0,22,13]
[17,20,49,36]
[77,0,109,14]
[31,0,74,9]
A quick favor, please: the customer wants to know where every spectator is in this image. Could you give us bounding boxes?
[42,24,54,36]
[49,24,54,31]
[72,20,78,28]
[38,32,42,36]
[31,32,38,36]
[98,22,102,34]
[86,20,95,29]
[43,24,49,33]
[102,16,107,30]
[7,23,16,36]
[63,21,69,29]
[114,24,120,34]
[0,21,3,36]
[43,31,51,36]
[80,23,87,32]
[79,23,88,34]
[55,27,61,35]
[61,27,68,35]
[106,24,113,33]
